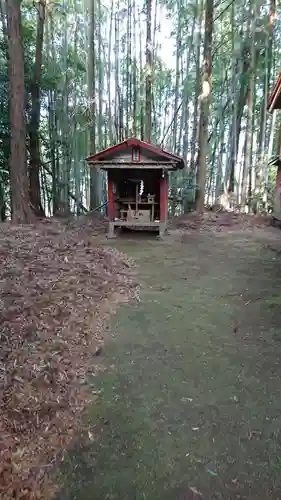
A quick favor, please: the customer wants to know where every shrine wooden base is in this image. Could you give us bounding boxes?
[107,221,167,239]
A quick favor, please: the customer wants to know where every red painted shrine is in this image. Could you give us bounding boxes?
[86,138,184,237]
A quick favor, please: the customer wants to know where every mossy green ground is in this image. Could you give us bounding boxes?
[57,230,281,499]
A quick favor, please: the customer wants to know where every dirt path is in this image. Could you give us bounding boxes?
[57,228,281,500]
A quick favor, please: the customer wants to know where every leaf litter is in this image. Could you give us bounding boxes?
[0,216,138,499]
[171,210,271,232]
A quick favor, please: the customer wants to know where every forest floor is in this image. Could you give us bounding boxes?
[2,212,281,499]
[0,215,137,499]
[55,219,281,500]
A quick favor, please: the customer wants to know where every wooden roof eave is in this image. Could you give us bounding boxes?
[268,93,280,113]
[86,137,184,164]
[268,74,281,113]
[268,155,281,167]
[87,160,184,170]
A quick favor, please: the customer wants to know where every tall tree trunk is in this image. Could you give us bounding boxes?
[107,0,114,144]
[215,112,225,200]
[145,0,152,142]
[6,0,32,223]
[226,42,250,194]
[189,0,203,174]
[46,12,58,215]
[97,0,103,151]
[132,0,137,137]
[125,0,131,137]
[182,11,196,160]
[114,3,120,141]
[60,0,70,215]
[29,0,46,217]
[267,0,276,87]
[241,87,252,209]
[88,0,100,210]
[195,0,214,212]
[224,0,238,197]
[257,0,276,197]
[173,0,181,152]
[139,8,144,140]
[241,0,260,211]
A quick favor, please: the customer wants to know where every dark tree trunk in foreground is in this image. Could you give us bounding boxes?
[6,0,32,223]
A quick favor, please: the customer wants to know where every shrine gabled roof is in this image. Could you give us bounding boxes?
[86,137,185,169]
[268,73,281,113]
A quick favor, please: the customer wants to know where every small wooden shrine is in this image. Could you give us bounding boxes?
[268,73,281,222]
[86,138,185,237]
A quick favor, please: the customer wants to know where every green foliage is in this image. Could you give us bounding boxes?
[0,0,279,217]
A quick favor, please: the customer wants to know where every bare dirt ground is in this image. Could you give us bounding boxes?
[56,222,281,500]
[1,212,281,499]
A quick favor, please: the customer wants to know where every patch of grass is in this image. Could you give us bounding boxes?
[57,232,281,500]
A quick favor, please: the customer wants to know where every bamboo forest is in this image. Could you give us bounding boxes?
[5,1,281,499]
[1,0,280,223]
